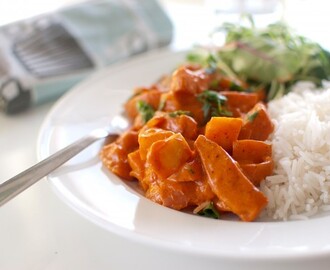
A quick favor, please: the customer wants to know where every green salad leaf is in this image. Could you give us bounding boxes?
[187,19,330,100]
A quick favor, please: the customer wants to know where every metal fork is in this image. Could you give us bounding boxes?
[0,115,128,207]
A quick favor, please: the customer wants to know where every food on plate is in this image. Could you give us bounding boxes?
[100,62,274,222]
[195,135,268,221]
[184,20,330,220]
[261,83,330,220]
[101,20,330,221]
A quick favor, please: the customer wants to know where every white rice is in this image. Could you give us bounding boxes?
[260,82,330,220]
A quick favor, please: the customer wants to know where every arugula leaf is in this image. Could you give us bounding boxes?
[136,100,154,123]
[197,90,232,123]
[196,202,220,219]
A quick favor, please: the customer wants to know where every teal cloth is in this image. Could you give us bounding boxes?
[59,0,173,66]
[0,0,173,113]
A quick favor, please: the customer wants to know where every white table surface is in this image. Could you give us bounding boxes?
[1,1,330,269]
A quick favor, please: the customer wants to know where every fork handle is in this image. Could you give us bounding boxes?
[0,129,113,207]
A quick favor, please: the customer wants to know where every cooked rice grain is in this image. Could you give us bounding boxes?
[260,83,330,220]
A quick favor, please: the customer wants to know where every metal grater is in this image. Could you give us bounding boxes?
[0,0,173,114]
[12,21,94,78]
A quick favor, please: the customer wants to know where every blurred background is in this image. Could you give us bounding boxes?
[0,0,329,116]
[1,0,329,49]
[1,0,329,114]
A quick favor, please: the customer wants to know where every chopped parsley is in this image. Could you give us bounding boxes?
[158,97,166,111]
[197,90,232,123]
[229,82,245,92]
[168,110,192,117]
[196,202,220,219]
[247,111,259,122]
[136,100,155,123]
[209,79,219,89]
[205,54,218,74]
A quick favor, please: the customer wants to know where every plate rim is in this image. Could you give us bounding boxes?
[37,47,330,261]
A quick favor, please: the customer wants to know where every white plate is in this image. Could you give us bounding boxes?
[38,48,330,269]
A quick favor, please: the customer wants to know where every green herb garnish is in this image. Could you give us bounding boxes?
[136,100,154,123]
[158,97,166,111]
[197,90,232,123]
[209,79,219,89]
[229,81,245,92]
[168,110,192,117]
[205,54,218,74]
[247,111,259,122]
[196,202,220,219]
